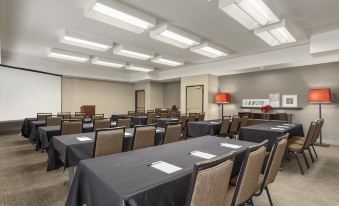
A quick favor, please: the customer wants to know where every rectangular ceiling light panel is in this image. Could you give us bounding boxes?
[151,55,184,66]
[47,49,90,62]
[91,57,126,68]
[190,42,229,58]
[150,24,201,49]
[113,44,154,60]
[219,0,280,30]
[126,64,154,72]
[85,0,156,33]
[60,30,111,51]
[254,19,296,46]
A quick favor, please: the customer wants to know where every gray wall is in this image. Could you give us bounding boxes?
[219,62,339,145]
[163,81,181,109]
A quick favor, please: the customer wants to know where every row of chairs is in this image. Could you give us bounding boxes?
[36,112,105,122]
[186,134,288,206]
[219,116,248,138]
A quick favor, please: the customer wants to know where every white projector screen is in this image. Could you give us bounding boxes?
[0,65,61,121]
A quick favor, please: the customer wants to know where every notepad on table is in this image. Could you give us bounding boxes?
[220,143,242,149]
[210,122,221,124]
[125,132,132,136]
[76,136,92,142]
[156,129,161,132]
[271,127,285,131]
[276,125,290,128]
[149,161,182,174]
[283,124,295,126]
[190,151,216,159]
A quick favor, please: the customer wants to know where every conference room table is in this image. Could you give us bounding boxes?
[131,116,148,125]
[66,136,255,206]
[154,117,179,127]
[111,114,128,121]
[47,127,165,171]
[21,118,37,137]
[239,121,304,150]
[187,119,222,137]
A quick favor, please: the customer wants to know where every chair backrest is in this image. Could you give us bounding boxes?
[232,140,268,206]
[229,117,241,134]
[91,114,104,122]
[117,118,131,128]
[75,112,86,117]
[72,115,85,121]
[93,127,125,158]
[197,113,205,121]
[311,119,324,144]
[137,110,145,116]
[163,123,182,144]
[60,120,83,135]
[170,111,179,118]
[57,112,71,119]
[219,118,231,137]
[128,111,136,116]
[93,118,111,131]
[160,112,168,118]
[259,134,288,192]
[147,113,156,125]
[303,121,317,148]
[179,115,188,130]
[46,116,62,126]
[155,108,161,115]
[186,151,236,206]
[37,113,52,121]
[132,125,156,150]
[188,113,197,122]
[240,116,249,128]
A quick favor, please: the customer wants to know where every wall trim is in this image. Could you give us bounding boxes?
[0,64,62,77]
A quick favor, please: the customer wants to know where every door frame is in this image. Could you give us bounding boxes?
[185,85,204,114]
[135,90,145,112]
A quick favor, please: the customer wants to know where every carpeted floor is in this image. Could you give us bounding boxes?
[0,133,339,206]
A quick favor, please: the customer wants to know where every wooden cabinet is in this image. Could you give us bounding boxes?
[80,105,95,117]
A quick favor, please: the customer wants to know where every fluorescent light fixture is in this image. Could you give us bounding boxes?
[219,0,280,30]
[47,49,90,62]
[85,0,156,33]
[151,55,184,67]
[91,57,125,68]
[150,24,201,49]
[190,42,229,58]
[125,64,154,72]
[254,19,297,46]
[113,44,154,60]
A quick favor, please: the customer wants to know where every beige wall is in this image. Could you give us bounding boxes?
[163,81,180,109]
[62,77,134,117]
[150,82,164,109]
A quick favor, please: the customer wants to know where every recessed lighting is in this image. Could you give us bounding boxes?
[85,0,156,33]
[91,57,125,68]
[219,0,280,30]
[47,49,90,62]
[125,64,154,72]
[150,24,201,49]
[191,42,229,58]
[254,19,296,46]
[151,55,184,67]
[113,44,154,60]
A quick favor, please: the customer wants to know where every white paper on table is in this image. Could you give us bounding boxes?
[76,136,92,142]
[156,129,161,132]
[276,125,290,128]
[125,132,132,136]
[170,118,178,121]
[271,127,285,131]
[283,124,295,126]
[150,161,182,174]
[220,143,242,149]
[190,151,216,159]
[210,122,221,124]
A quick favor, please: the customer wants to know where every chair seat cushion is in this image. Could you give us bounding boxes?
[288,136,305,145]
[287,143,303,152]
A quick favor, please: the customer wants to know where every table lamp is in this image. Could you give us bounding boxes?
[215,92,231,118]
[308,88,332,147]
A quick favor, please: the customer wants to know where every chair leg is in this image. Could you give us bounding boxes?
[307,147,315,163]
[311,145,318,159]
[265,186,273,206]
[294,152,305,175]
[301,151,310,169]
[249,197,254,206]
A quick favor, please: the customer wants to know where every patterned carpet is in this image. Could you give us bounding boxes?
[0,132,338,206]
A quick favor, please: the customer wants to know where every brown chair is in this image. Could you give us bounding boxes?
[188,113,197,122]
[163,123,182,144]
[160,112,168,118]
[75,112,86,117]
[155,108,161,115]
[240,116,249,128]
[93,118,111,131]
[37,113,52,121]
[219,117,231,137]
[93,127,125,158]
[132,125,156,150]
[117,118,131,128]
[147,113,156,125]
[128,111,136,116]
[91,114,104,122]
[72,115,85,121]
[287,122,317,175]
[178,115,188,132]
[229,140,268,206]
[170,111,179,118]
[60,120,83,135]
[197,113,205,121]
[185,151,236,206]
[229,117,241,139]
[310,119,324,159]
[137,110,145,116]
[57,112,71,119]
[254,134,288,206]
[46,116,62,126]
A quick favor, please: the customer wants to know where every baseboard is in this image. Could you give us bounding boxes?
[322,139,339,146]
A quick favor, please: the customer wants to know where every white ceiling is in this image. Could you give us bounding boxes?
[1,0,339,75]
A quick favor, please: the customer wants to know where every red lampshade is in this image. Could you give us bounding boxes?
[308,88,332,103]
[215,92,231,104]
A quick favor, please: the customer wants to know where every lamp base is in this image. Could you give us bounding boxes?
[314,142,330,147]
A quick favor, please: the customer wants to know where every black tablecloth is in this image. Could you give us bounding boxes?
[154,118,178,128]
[111,114,128,121]
[187,119,222,137]
[28,121,46,145]
[239,122,304,150]
[66,136,255,206]
[131,116,148,125]
[47,128,165,171]
[21,118,37,138]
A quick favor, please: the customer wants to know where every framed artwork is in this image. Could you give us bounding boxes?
[242,99,270,107]
[282,95,298,108]
[269,93,280,108]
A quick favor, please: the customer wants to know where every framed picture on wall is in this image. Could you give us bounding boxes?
[242,99,270,107]
[269,93,280,108]
[282,94,298,108]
